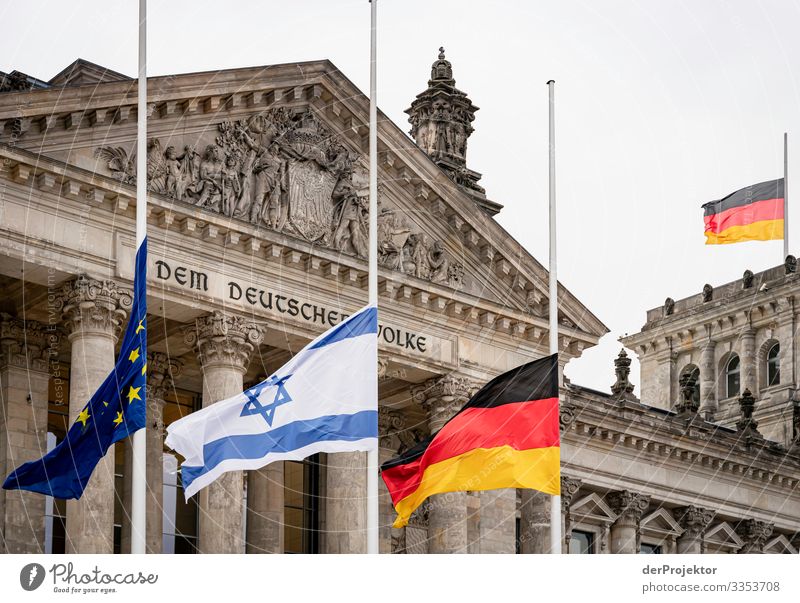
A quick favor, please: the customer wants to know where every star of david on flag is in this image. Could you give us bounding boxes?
[3,239,148,499]
[166,304,378,499]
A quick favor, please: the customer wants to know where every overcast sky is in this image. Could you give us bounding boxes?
[3,0,800,393]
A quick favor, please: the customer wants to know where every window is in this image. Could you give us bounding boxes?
[284,454,320,553]
[767,343,780,387]
[569,530,594,554]
[162,453,199,553]
[726,355,741,398]
[640,542,662,554]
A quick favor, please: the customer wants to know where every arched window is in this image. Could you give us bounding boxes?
[726,355,741,398]
[767,343,780,387]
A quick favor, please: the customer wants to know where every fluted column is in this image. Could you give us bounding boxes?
[185,311,263,554]
[59,276,131,554]
[607,490,650,554]
[0,315,55,553]
[699,331,717,420]
[736,519,773,554]
[413,374,477,554]
[675,505,714,554]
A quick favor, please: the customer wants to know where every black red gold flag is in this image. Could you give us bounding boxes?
[702,179,785,245]
[381,354,560,528]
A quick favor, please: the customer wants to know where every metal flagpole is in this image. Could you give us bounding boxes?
[547,79,562,555]
[367,0,380,555]
[785,132,789,260]
[130,0,148,554]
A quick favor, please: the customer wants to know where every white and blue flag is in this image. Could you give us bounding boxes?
[165,304,378,498]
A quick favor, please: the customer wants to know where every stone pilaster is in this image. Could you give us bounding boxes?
[413,374,477,554]
[185,311,263,554]
[0,315,55,553]
[519,490,550,554]
[675,505,714,554]
[58,276,132,554]
[607,490,650,554]
[741,326,756,394]
[324,450,367,553]
[560,476,582,553]
[735,519,773,554]
[378,407,406,553]
[699,332,717,420]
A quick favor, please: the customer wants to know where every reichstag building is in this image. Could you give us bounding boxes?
[0,51,798,554]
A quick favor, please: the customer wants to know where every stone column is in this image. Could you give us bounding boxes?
[378,406,410,553]
[675,505,714,554]
[185,311,263,554]
[412,374,476,554]
[519,490,550,554]
[0,315,54,553]
[607,490,650,554]
[246,462,284,553]
[699,331,718,420]
[741,326,756,394]
[59,276,131,554]
[735,519,773,554]
[324,450,367,553]
[121,352,180,553]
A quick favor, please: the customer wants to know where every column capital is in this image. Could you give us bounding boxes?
[378,406,424,454]
[0,313,57,373]
[185,311,265,372]
[378,354,389,380]
[560,476,582,513]
[146,351,182,401]
[412,373,479,430]
[57,275,132,339]
[674,505,714,538]
[735,519,773,553]
[607,490,650,524]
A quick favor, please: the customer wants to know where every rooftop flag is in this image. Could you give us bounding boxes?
[165,304,378,499]
[381,353,561,529]
[702,178,785,245]
[3,238,148,499]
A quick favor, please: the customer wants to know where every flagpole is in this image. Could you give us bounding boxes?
[547,79,562,555]
[366,0,380,555]
[785,132,789,260]
[130,0,148,554]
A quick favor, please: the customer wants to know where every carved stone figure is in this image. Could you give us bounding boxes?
[194,144,224,212]
[785,254,797,274]
[702,284,713,302]
[742,269,754,289]
[377,209,411,270]
[664,297,675,316]
[428,240,450,284]
[221,154,242,217]
[331,174,368,258]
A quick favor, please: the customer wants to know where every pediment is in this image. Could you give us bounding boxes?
[764,535,797,554]
[570,493,617,523]
[0,59,608,344]
[640,508,683,537]
[704,521,744,550]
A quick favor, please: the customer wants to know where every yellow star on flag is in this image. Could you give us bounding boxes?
[102,401,109,407]
[141,362,147,376]
[113,411,124,428]
[127,385,142,405]
[77,408,90,427]
[128,347,140,363]
[135,319,145,334]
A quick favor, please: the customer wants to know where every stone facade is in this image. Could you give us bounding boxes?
[0,53,798,555]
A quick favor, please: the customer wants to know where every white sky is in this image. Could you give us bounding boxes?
[3,0,800,394]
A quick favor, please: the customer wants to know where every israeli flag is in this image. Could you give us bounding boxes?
[165,304,378,498]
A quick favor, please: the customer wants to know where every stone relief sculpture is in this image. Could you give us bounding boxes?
[376,207,464,289]
[96,108,466,289]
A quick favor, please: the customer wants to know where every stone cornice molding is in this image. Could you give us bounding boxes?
[0,313,58,373]
[57,275,132,340]
[184,311,264,373]
[560,476,582,513]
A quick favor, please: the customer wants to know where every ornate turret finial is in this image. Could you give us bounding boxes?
[736,388,762,439]
[675,371,699,416]
[611,349,636,400]
[406,48,487,199]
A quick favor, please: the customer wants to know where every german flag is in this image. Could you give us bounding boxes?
[702,178,785,245]
[381,354,560,528]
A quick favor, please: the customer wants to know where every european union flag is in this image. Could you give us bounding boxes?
[3,239,148,499]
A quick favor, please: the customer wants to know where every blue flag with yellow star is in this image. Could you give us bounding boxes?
[3,239,148,499]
